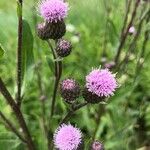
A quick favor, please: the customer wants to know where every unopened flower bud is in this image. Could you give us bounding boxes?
[56,39,72,57]
[90,140,104,150]
[60,79,80,103]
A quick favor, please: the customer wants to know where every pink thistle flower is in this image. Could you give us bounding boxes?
[86,68,117,97]
[38,0,69,22]
[53,124,82,150]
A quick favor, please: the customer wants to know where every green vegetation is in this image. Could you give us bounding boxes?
[0,0,150,149]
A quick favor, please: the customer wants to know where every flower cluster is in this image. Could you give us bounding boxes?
[60,68,118,104]
[37,1,119,149]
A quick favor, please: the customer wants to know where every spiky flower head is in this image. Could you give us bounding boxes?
[56,39,72,57]
[53,124,82,150]
[60,79,80,103]
[90,140,104,150]
[38,0,69,23]
[86,68,117,98]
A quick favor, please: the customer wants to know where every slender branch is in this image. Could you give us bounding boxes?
[0,78,35,150]
[17,0,23,107]
[118,9,150,72]
[0,111,26,143]
[47,40,62,117]
[120,0,132,38]
[114,0,140,64]
[92,105,105,139]
[60,102,88,125]
[47,40,62,149]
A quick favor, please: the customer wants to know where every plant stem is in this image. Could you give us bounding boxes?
[118,9,150,72]
[0,111,26,143]
[92,105,105,139]
[47,40,62,117]
[0,78,35,150]
[17,0,23,107]
[47,40,62,149]
[60,102,88,125]
[120,0,132,38]
[114,0,140,65]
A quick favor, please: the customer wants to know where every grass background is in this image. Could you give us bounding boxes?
[0,0,150,149]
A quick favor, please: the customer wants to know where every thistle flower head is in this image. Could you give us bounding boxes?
[86,68,117,97]
[61,79,76,90]
[38,0,69,22]
[60,79,80,103]
[54,124,82,150]
[56,39,72,57]
[90,140,104,150]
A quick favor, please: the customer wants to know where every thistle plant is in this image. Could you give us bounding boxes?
[0,0,149,150]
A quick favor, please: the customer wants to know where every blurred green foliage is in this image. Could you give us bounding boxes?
[0,0,150,150]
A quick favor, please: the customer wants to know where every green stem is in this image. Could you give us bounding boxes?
[0,111,26,143]
[60,102,88,125]
[17,0,23,107]
[0,78,35,150]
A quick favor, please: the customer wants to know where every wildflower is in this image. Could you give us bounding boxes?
[56,39,72,57]
[83,68,117,103]
[37,0,69,40]
[60,79,80,103]
[129,26,136,35]
[90,140,104,150]
[54,124,82,150]
[38,0,69,23]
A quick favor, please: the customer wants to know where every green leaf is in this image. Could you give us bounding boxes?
[22,19,34,86]
[0,43,5,59]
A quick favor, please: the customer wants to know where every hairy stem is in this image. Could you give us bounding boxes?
[0,78,35,150]
[17,0,23,107]
[0,111,26,143]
